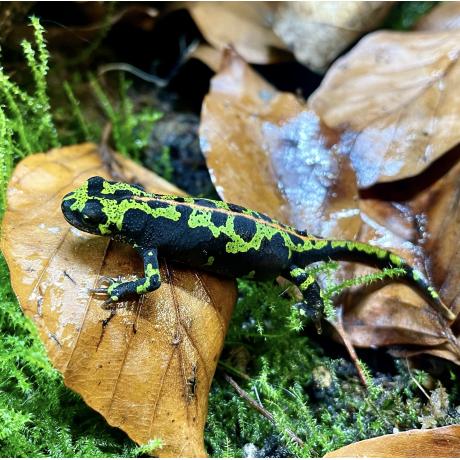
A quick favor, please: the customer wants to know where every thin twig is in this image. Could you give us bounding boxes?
[330,305,368,387]
[405,358,430,400]
[223,373,304,447]
[98,122,125,182]
[98,63,168,87]
[98,38,200,87]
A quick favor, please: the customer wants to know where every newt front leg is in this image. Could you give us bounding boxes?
[93,247,161,304]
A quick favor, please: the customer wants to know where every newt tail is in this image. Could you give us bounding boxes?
[296,239,455,322]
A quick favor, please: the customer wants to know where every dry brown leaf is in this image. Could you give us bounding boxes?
[200,50,361,239]
[341,199,454,348]
[1,143,237,457]
[188,2,290,65]
[324,425,460,457]
[342,154,460,359]
[273,1,392,73]
[189,44,223,73]
[414,2,460,31]
[199,49,373,373]
[199,51,460,364]
[310,30,460,188]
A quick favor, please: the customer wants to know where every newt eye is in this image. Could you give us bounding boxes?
[82,213,97,223]
[82,202,103,224]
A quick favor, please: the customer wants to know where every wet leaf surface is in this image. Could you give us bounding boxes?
[324,425,460,457]
[1,143,237,457]
[310,29,460,188]
[200,51,460,364]
[272,1,392,73]
[200,50,361,239]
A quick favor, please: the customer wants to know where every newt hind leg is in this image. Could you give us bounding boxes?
[286,265,325,333]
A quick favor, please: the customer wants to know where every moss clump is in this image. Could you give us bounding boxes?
[0,17,59,208]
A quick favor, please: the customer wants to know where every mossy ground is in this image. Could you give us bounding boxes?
[2,5,460,458]
[206,280,460,457]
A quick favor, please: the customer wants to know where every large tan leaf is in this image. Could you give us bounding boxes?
[199,52,460,363]
[310,30,460,187]
[324,425,460,457]
[273,1,392,73]
[1,143,237,457]
[188,2,290,65]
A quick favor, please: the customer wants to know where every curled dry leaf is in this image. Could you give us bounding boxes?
[199,51,460,364]
[0,143,237,457]
[272,1,392,73]
[414,2,460,31]
[310,30,460,188]
[324,425,460,458]
[188,2,290,65]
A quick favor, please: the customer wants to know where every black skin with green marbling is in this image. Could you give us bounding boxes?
[61,176,455,322]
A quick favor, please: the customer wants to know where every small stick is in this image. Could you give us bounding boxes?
[223,373,304,447]
[405,358,430,401]
[98,122,125,182]
[331,305,368,387]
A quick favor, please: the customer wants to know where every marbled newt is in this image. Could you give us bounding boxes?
[61,176,455,322]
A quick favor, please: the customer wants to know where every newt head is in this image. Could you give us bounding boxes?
[61,176,109,235]
[61,176,178,242]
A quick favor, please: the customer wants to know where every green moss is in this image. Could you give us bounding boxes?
[88,73,163,161]
[206,277,460,457]
[62,81,96,143]
[0,16,59,163]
